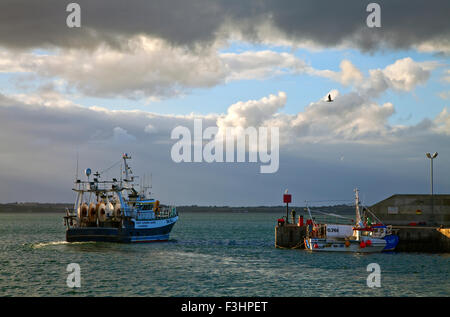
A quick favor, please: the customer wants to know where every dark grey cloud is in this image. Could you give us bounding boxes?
[0,0,226,50]
[1,1,450,52]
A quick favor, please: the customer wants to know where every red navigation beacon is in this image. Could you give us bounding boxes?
[283,190,291,223]
[283,194,291,203]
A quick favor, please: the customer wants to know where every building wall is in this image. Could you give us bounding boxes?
[370,194,450,227]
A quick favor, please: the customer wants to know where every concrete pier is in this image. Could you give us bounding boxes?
[392,226,450,252]
[275,224,306,249]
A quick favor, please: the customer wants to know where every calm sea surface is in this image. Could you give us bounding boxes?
[0,212,449,296]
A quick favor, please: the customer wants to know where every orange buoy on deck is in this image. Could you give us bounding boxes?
[88,202,97,222]
[79,203,88,219]
[97,202,106,222]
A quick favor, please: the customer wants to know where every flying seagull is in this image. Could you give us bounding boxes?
[327,94,333,102]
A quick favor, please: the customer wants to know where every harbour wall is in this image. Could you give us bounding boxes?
[275,224,306,249]
[392,226,450,252]
[370,194,450,252]
[369,194,450,227]
[275,194,450,252]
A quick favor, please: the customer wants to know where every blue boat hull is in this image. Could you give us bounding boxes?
[383,234,399,251]
[66,222,176,243]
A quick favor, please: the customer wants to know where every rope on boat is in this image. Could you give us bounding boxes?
[99,159,123,175]
[307,209,354,220]
[305,199,353,203]
[361,205,384,225]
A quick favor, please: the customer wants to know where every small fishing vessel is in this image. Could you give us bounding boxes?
[304,189,398,252]
[63,154,178,243]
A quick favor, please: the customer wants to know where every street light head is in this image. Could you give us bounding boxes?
[426,153,432,159]
[432,152,438,159]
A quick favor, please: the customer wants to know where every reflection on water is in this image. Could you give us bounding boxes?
[31,241,71,248]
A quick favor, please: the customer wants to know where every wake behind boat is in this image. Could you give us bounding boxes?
[304,189,399,252]
[63,154,178,243]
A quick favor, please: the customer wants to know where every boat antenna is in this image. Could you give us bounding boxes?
[141,174,146,197]
[75,149,79,181]
[84,167,92,204]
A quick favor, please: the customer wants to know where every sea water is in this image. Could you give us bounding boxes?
[0,212,448,296]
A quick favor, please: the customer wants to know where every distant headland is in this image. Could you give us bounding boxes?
[0,202,354,214]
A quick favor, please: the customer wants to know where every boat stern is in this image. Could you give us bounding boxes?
[383,234,399,251]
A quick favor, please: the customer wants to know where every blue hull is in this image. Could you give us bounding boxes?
[66,222,175,243]
[383,234,399,251]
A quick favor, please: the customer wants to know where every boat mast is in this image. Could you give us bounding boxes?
[122,153,133,188]
[120,153,134,218]
[305,200,315,227]
[75,150,79,182]
[73,151,80,212]
[123,154,129,183]
[355,188,362,226]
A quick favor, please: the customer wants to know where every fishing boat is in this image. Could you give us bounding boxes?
[304,189,398,252]
[63,154,178,243]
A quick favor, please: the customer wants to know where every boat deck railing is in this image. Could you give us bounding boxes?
[130,206,177,220]
[155,206,178,219]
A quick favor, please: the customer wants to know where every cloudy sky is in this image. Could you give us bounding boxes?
[1,0,450,206]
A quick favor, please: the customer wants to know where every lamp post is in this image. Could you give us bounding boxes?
[426,152,438,224]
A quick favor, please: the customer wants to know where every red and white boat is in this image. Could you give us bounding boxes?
[304,189,399,253]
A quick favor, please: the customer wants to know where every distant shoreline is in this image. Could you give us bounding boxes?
[0,203,354,214]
